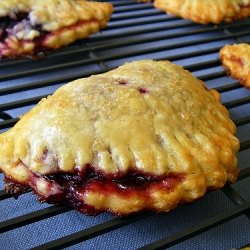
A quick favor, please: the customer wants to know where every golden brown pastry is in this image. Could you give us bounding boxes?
[0,60,240,217]
[239,245,250,250]
[153,0,250,24]
[0,0,113,59]
[220,43,250,89]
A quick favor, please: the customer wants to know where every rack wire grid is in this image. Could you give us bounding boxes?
[0,1,250,249]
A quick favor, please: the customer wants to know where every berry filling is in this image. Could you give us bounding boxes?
[0,12,30,41]
[4,163,185,216]
[0,12,49,58]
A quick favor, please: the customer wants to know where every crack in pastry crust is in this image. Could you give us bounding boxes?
[0,0,113,59]
[0,60,240,216]
[152,0,250,24]
[219,43,250,89]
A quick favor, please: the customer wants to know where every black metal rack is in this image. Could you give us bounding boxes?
[0,1,250,249]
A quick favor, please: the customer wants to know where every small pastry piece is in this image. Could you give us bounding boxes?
[0,60,240,217]
[220,43,250,89]
[153,0,250,24]
[0,0,113,59]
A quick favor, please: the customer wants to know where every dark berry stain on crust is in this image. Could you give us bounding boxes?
[138,87,149,94]
[229,55,244,66]
[118,79,128,85]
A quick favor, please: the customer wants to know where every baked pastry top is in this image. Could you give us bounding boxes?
[220,43,250,89]
[153,0,250,24]
[0,60,240,216]
[0,0,113,59]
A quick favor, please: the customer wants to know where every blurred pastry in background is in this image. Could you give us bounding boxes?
[142,0,250,24]
[220,43,250,89]
[0,0,113,59]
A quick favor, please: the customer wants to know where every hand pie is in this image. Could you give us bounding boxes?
[0,0,113,59]
[220,43,250,89]
[153,0,250,24]
[0,60,240,217]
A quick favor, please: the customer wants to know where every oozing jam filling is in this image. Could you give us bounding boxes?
[0,13,48,43]
[0,12,49,58]
[0,12,30,41]
[4,164,185,216]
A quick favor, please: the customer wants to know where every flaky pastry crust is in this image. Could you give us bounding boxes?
[0,0,113,59]
[220,43,250,89]
[0,60,240,216]
[153,0,250,24]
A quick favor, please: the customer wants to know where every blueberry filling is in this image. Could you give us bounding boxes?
[44,170,155,191]
[0,11,49,57]
[3,165,185,216]
[0,12,30,41]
